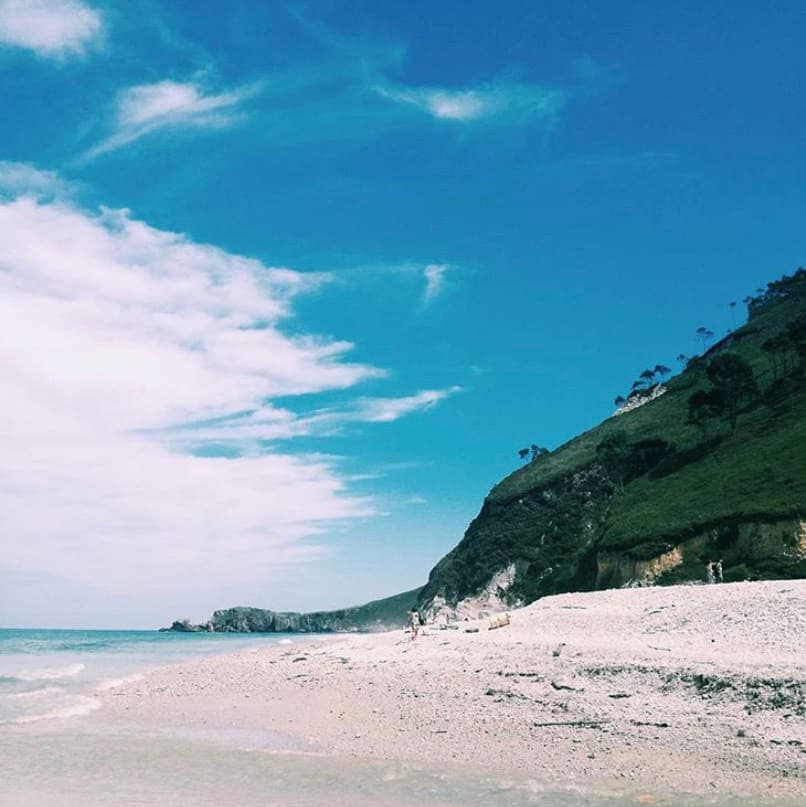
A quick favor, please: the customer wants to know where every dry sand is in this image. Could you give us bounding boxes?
[100,581,806,800]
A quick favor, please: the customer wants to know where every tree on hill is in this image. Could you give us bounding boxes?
[705,353,759,431]
[653,364,671,381]
[676,353,689,367]
[762,335,793,380]
[687,388,721,439]
[761,319,806,402]
[639,368,656,387]
[595,431,630,492]
[530,444,550,462]
[696,327,715,353]
[518,447,530,461]
[614,395,626,408]
[747,268,806,319]
[785,316,806,369]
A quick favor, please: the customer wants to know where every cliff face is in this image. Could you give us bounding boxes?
[418,269,806,618]
[596,517,806,589]
[419,465,614,616]
[207,607,392,633]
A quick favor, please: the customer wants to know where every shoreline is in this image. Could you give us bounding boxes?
[96,581,806,801]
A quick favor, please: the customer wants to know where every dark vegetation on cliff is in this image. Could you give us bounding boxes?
[420,268,806,609]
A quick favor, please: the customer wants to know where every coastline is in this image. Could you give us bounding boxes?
[97,580,806,802]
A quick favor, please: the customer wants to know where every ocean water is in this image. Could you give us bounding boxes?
[0,630,797,807]
[0,628,300,726]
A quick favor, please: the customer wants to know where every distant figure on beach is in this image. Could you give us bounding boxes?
[706,561,715,584]
[715,559,724,583]
[407,610,419,640]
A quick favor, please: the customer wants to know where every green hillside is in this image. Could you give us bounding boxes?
[310,586,422,628]
[420,268,806,609]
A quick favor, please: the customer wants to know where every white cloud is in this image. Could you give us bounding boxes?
[423,263,449,305]
[0,161,72,199]
[86,79,261,158]
[375,79,564,125]
[350,387,462,423]
[0,0,103,59]
[0,170,399,597]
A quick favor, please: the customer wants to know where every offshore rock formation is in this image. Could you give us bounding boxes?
[162,607,396,634]
[161,588,421,633]
[207,607,370,633]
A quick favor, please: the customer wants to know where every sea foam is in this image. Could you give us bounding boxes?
[13,662,86,681]
[12,694,101,724]
[5,686,66,701]
[95,673,144,692]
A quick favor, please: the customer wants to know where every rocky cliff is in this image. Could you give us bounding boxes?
[419,465,614,616]
[417,268,806,618]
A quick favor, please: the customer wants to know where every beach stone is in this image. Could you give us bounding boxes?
[551,678,584,692]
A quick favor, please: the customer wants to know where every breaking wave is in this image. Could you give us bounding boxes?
[1,662,85,682]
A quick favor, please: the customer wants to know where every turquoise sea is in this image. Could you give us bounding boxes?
[0,628,298,726]
[0,629,796,807]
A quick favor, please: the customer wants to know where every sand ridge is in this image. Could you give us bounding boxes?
[100,581,806,800]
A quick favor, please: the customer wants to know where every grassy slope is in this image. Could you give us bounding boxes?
[310,586,423,627]
[488,290,806,555]
[600,394,806,553]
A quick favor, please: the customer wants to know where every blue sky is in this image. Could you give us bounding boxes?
[0,1,803,628]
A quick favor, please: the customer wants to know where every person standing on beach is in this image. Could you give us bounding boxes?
[407,610,420,641]
[715,559,724,583]
[706,561,715,584]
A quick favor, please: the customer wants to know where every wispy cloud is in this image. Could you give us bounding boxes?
[375,78,564,126]
[348,386,462,423]
[125,16,571,156]
[163,386,464,447]
[0,0,103,59]
[290,13,565,131]
[423,263,450,305]
[85,78,261,159]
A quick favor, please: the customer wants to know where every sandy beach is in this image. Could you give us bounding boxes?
[99,581,806,802]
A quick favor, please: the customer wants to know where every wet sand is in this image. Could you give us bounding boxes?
[99,581,806,801]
